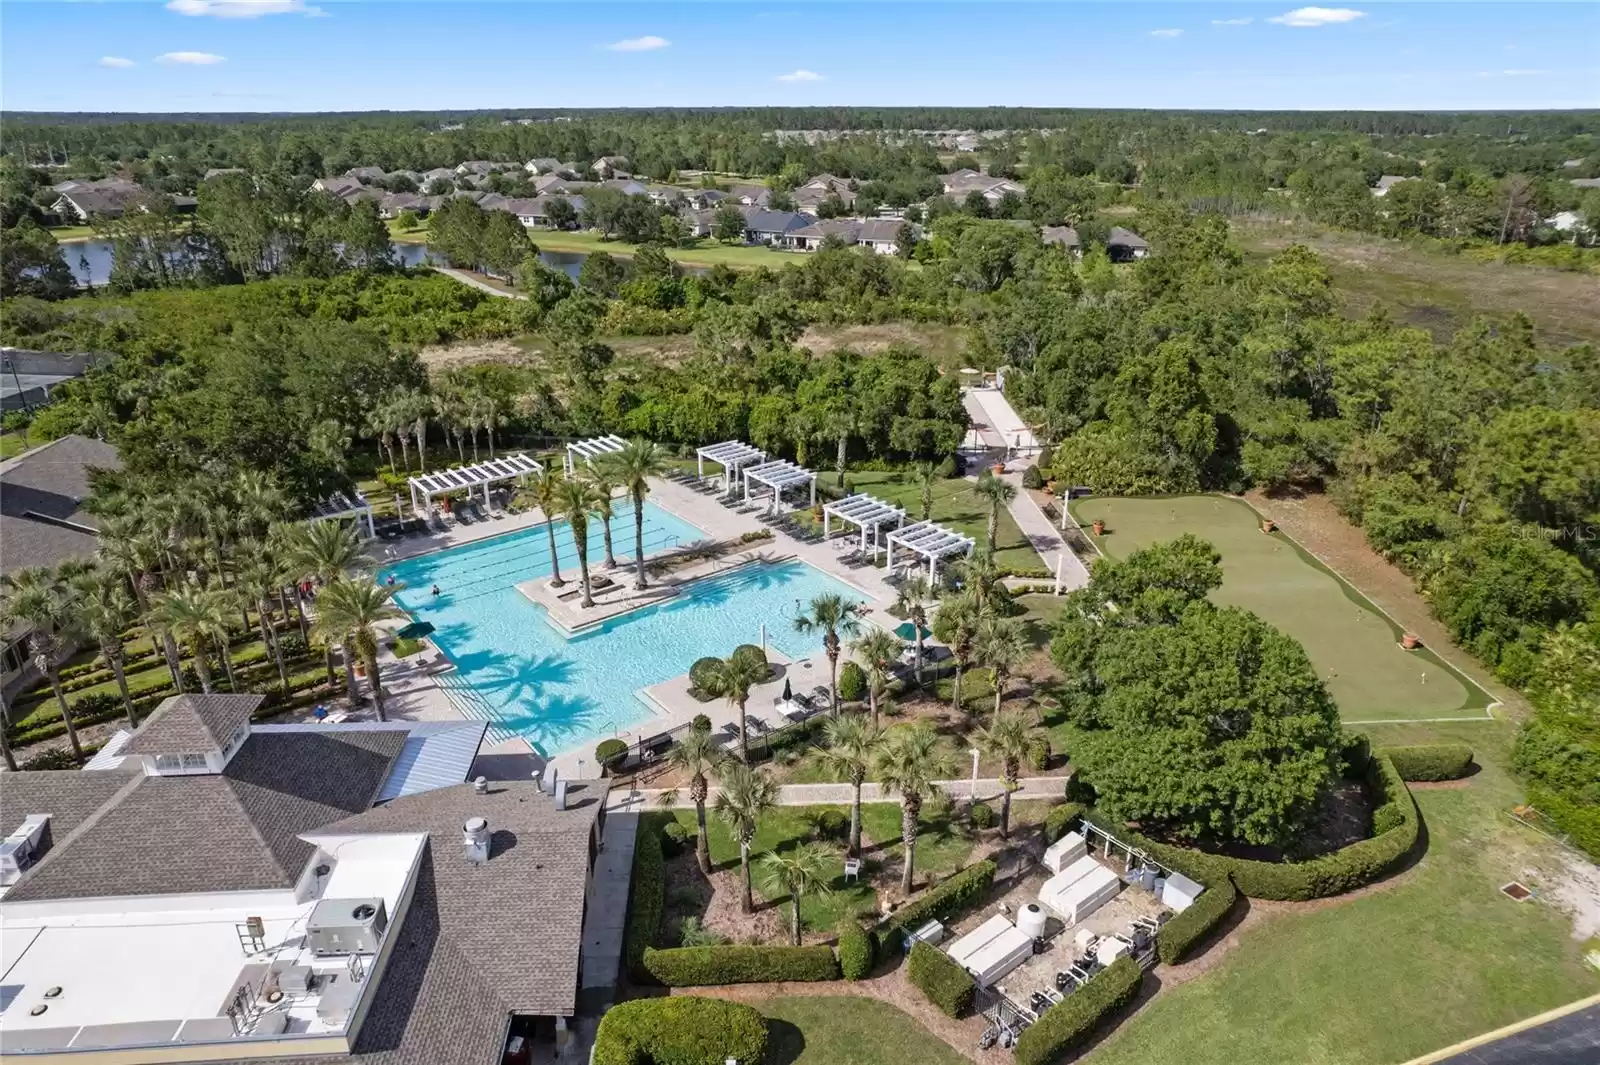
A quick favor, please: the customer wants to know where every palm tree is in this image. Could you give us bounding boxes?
[914,460,937,520]
[67,567,140,729]
[150,581,232,694]
[875,726,956,894]
[933,591,983,715]
[1,568,84,760]
[582,465,620,570]
[849,627,904,727]
[603,439,671,591]
[366,406,398,472]
[713,761,778,914]
[284,520,372,686]
[895,574,933,686]
[759,843,837,946]
[666,728,724,874]
[817,714,883,858]
[708,651,770,762]
[236,546,292,695]
[528,468,568,588]
[232,469,288,540]
[824,402,855,487]
[793,593,864,715]
[972,710,1039,839]
[975,615,1029,717]
[555,477,598,608]
[974,472,1018,558]
[957,553,1002,612]
[313,578,404,720]
[98,514,185,689]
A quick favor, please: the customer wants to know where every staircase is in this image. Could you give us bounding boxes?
[433,672,519,745]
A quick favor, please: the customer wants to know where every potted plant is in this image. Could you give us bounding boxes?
[1091,519,1105,536]
[1261,518,1276,533]
[1401,633,1421,650]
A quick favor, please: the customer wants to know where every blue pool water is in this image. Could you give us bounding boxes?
[380,501,870,757]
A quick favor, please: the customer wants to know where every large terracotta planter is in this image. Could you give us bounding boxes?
[1261,519,1276,533]
[991,463,1006,475]
[1401,633,1421,650]
[1091,519,1105,536]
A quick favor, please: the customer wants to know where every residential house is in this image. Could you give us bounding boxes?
[1106,226,1151,262]
[0,692,608,1065]
[742,208,814,246]
[506,193,586,229]
[48,179,144,223]
[344,166,389,184]
[790,217,914,255]
[680,188,729,210]
[591,155,630,179]
[310,176,371,203]
[1570,177,1600,189]
[523,157,562,175]
[600,178,651,198]
[791,174,857,214]
[1371,175,1416,197]
[377,192,435,220]
[202,167,246,181]
[727,184,772,208]
[419,167,458,189]
[455,160,517,177]
[1041,225,1082,258]
[941,170,1025,203]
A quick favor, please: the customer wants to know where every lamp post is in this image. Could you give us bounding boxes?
[968,747,980,806]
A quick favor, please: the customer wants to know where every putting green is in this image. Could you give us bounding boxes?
[1070,495,1492,722]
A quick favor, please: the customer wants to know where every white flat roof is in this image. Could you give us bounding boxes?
[886,519,974,560]
[744,460,814,490]
[408,453,543,498]
[566,435,628,463]
[823,493,904,529]
[696,440,765,468]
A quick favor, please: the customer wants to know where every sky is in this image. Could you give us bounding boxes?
[1,1,1596,113]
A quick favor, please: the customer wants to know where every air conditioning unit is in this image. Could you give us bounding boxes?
[305,898,388,956]
[0,815,51,886]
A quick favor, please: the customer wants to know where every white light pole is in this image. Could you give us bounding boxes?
[969,747,980,805]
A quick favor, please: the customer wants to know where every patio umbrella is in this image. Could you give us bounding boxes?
[893,622,931,642]
[395,620,436,641]
[782,678,793,702]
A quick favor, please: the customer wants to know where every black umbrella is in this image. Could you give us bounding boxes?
[782,678,793,702]
[395,620,436,641]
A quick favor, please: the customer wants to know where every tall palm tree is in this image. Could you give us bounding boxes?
[366,406,398,472]
[528,468,568,588]
[793,593,864,715]
[974,472,1018,558]
[555,477,598,608]
[975,615,1029,717]
[895,574,933,686]
[875,726,956,894]
[236,546,292,695]
[98,514,184,689]
[581,465,620,570]
[849,627,904,727]
[972,710,1040,839]
[603,439,670,591]
[707,651,770,762]
[914,460,937,521]
[957,553,1002,612]
[313,578,404,720]
[933,591,983,715]
[1,568,84,760]
[817,714,884,858]
[666,728,724,874]
[67,566,141,729]
[713,761,778,914]
[759,843,837,946]
[284,520,372,686]
[150,581,232,694]
[824,402,855,487]
[232,469,288,541]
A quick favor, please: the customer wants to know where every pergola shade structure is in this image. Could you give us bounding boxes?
[309,490,376,539]
[885,520,975,583]
[563,434,628,474]
[695,440,767,495]
[407,453,544,513]
[822,494,905,557]
[743,460,816,512]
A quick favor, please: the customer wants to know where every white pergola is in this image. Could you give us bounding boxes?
[886,520,976,584]
[309,490,375,539]
[696,440,767,494]
[822,494,905,558]
[563,434,627,474]
[407,453,543,512]
[743,460,816,513]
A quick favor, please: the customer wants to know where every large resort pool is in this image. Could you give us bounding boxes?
[381,500,869,758]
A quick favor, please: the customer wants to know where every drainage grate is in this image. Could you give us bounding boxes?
[1499,881,1534,901]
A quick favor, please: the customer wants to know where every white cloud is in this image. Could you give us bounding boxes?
[607,35,670,52]
[1150,28,1183,38]
[167,0,323,17]
[1212,17,1254,26]
[99,56,136,68]
[156,51,226,64]
[776,69,823,82]
[1479,68,1548,77]
[1268,7,1366,27]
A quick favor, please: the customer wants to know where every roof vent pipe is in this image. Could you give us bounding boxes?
[463,816,490,865]
[554,780,568,812]
[545,767,558,796]
[473,776,488,795]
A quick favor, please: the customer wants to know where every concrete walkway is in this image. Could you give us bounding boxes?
[579,810,637,1007]
[435,266,527,300]
[607,775,1071,810]
[1001,473,1091,592]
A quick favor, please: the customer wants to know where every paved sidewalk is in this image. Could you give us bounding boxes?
[579,810,637,1006]
[1002,473,1091,592]
[607,775,1071,810]
[435,266,527,299]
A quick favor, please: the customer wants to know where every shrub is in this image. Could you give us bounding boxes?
[908,940,975,1017]
[1379,743,1475,782]
[688,657,724,699]
[592,997,767,1065]
[1036,444,1055,472]
[874,860,997,953]
[595,738,629,772]
[936,455,959,479]
[729,643,770,680]
[838,923,874,981]
[1027,735,1051,771]
[1021,465,1045,490]
[691,712,713,733]
[624,815,668,978]
[392,637,426,658]
[815,808,850,841]
[1044,802,1087,843]
[838,660,867,702]
[738,529,774,544]
[970,801,995,829]
[661,820,690,856]
[642,944,841,986]
[1013,956,1143,1065]
[1155,874,1239,965]
[678,916,726,948]
[19,746,84,770]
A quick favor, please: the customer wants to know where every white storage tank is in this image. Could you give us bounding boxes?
[1016,902,1048,939]
[1043,830,1088,875]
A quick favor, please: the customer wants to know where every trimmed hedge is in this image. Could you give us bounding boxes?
[624,815,668,979]
[838,924,874,981]
[1044,802,1087,844]
[729,643,770,679]
[908,939,975,1018]
[1379,743,1475,782]
[592,997,767,1065]
[1155,875,1239,965]
[1013,956,1143,1065]
[688,656,723,699]
[642,944,840,986]
[873,859,996,953]
[1081,754,1418,901]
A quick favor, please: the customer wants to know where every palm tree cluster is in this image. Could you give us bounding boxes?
[933,555,1029,718]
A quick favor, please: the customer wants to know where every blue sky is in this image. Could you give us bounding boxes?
[2,2,1596,113]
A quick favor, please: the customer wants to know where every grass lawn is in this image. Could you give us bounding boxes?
[47,225,95,242]
[1083,720,1600,1065]
[1069,495,1492,722]
[758,996,969,1065]
[387,219,428,244]
[843,470,1044,574]
[857,801,975,880]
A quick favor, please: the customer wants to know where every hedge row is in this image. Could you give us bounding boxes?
[873,859,997,953]
[592,997,767,1065]
[1013,956,1144,1065]
[838,924,874,981]
[1154,875,1239,965]
[641,944,840,986]
[1379,743,1475,782]
[908,939,975,1018]
[1081,755,1418,901]
[1044,802,1088,844]
[624,814,668,979]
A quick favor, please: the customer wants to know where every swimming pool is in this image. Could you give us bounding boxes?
[381,500,871,757]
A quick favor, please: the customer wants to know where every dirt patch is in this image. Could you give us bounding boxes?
[1524,850,1600,942]
[418,338,528,370]
[661,848,789,946]
[797,322,970,364]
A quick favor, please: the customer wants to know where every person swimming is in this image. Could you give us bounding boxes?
[431,584,441,597]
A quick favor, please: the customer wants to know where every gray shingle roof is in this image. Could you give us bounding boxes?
[1042,225,1081,247]
[1108,226,1149,250]
[0,766,139,843]
[744,209,813,234]
[121,693,262,756]
[0,434,120,577]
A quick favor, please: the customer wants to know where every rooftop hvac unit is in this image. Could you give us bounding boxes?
[0,815,51,886]
[306,898,388,957]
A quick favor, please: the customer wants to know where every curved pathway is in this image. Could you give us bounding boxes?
[435,266,527,300]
